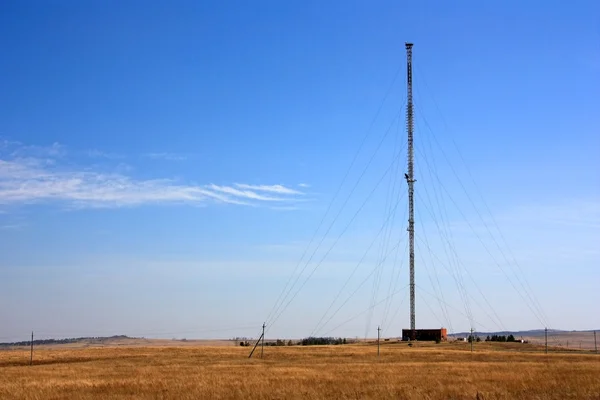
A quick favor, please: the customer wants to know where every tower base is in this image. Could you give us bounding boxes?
[402,328,447,342]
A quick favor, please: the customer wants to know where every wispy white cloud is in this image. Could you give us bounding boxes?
[0,223,26,230]
[234,183,304,195]
[0,142,306,209]
[208,184,297,202]
[144,152,187,161]
[0,139,20,149]
[5,141,189,162]
[86,149,125,159]
[9,141,66,159]
[298,183,310,188]
[270,206,300,211]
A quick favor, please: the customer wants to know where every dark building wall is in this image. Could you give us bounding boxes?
[402,328,447,341]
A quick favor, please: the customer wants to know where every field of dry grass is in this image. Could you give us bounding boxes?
[1,342,599,399]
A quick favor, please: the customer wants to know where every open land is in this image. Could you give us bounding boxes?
[1,340,599,399]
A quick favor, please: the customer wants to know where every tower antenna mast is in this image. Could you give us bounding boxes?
[405,42,416,335]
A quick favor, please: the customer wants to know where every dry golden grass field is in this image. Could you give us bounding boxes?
[1,341,599,399]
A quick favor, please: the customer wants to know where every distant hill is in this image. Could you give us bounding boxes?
[0,335,133,347]
[449,329,561,337]
[447,329,598,350]
[448,329,597,338]
[0,336,239,349]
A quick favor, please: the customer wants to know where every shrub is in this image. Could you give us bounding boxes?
[300,337,346,346]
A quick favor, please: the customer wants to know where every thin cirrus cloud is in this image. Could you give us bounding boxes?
[143,152,188,161]
[233,183,303,195]
[0,142,306,209]
[4,140,66,159]
[208,184,298,202]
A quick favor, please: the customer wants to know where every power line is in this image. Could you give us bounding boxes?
[413,122,475,330]
[414,183,474,328]
[264,64,405,325]
[416,284,491,331]
[266,110,403,327]
[413,117,462,333]
[415,233,505,332]
[383,284,409,336]
[414,241,454,331]
[310,190,406,337]
[409,123,548,328]
[312,236,406,336]
[415,65,549,327]
[414,103,549,328]
[380,204,409,330]
[412,129,507,331]
[365,113,405,337]
[418,293,443,327]
[268,132,407,329]
[321,285,409,337]
[417,133,472,326]
[413,138,460,330]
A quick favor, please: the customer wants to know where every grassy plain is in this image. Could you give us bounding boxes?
[1,341,599,399]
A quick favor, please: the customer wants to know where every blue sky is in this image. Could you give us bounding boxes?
[0,1,598,341]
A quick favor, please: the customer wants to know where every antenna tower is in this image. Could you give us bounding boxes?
[405,42,416,334]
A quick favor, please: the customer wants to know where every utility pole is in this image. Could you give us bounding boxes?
[30,331,33,366]
[377,326,381,357]
[594,331,597,354]
[470,328,474,353]
[545,327,548,354]
[248,324,265,359]
[261,322,265,359]
[405,42,416,339]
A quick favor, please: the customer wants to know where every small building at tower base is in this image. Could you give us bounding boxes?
[402,328,447,342]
